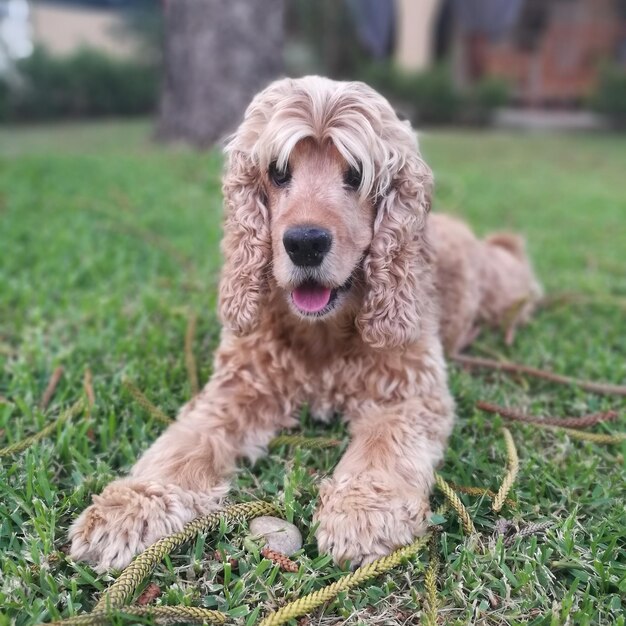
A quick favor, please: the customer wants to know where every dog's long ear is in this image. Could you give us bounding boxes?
[356,149,434,349]
[217,150,271,335]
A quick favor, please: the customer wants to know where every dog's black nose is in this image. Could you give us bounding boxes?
[283,225,332,267]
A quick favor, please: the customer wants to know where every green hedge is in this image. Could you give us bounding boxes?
[0,47,158,122]
[360,63,509,126]
[592,64,626,130]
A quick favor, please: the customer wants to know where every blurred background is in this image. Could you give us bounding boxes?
[1,0,626,139]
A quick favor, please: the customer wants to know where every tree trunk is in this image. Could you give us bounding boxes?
[157,0,284,147]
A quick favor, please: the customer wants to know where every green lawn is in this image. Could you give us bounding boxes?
[0,121,625,626]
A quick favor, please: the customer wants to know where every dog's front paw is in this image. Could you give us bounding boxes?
[314,475,430,567]
[68,479,218,572]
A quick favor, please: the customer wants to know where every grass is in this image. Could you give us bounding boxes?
[0,120,625,626]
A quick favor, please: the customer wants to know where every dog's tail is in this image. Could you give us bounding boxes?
[484,232,527,261]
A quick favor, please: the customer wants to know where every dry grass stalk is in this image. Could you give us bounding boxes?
[503,521,553,547]
[434,474,476,535]
[476,401,619,429]
[122,379,172,425]
[448,482,516,508]
[184,312,200,396]
[83,368,95,410]
[492,428,519,513]
[540,291,626,313]
[0,400,84,459]
[423,534,440,626]
[453,354,626,396]
[493,519,553,547]
[550,427,626,445]
[260,547,299,573]
[40,366,64,411]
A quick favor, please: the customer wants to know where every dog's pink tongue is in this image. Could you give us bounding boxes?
[292,284,332,313]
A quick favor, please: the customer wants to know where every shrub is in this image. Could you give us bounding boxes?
[463,77,510,126]
[592,64,626,130]
[0,47,158,122]
[359,64,509,126]
[0,80,9,121]
[407,66,461,125]
[360,63,461,125]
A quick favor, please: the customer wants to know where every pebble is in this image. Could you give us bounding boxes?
[249,516,302,556]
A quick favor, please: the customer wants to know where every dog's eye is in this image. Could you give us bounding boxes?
[268,161,292,187]
[344,166,362,190]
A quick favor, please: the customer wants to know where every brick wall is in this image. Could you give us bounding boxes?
[482,0,625,105]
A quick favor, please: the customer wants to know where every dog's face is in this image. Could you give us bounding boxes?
[264,139,375,320]
[219,76,434,348]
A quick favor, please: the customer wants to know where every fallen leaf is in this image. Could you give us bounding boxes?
[136,583,161,606]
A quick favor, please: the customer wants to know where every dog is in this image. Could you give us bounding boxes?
[69,76,538,572]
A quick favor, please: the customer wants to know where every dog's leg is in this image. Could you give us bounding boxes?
[69,355,296,572]
[315,396,453,567]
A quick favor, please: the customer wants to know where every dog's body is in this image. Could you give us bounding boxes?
[430,213,541,354]
[69,76,539,572]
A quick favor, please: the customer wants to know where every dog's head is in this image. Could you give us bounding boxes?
[218,76,433,349]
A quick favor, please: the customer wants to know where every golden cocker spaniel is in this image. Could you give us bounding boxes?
[69,76,540,571]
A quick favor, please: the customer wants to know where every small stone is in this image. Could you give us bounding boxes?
[249,516,302,556]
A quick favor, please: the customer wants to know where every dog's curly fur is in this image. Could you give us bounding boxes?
[69,76,539,572]
[430,213,542,354]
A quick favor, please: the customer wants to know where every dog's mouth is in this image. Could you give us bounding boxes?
[290,276,354,317]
